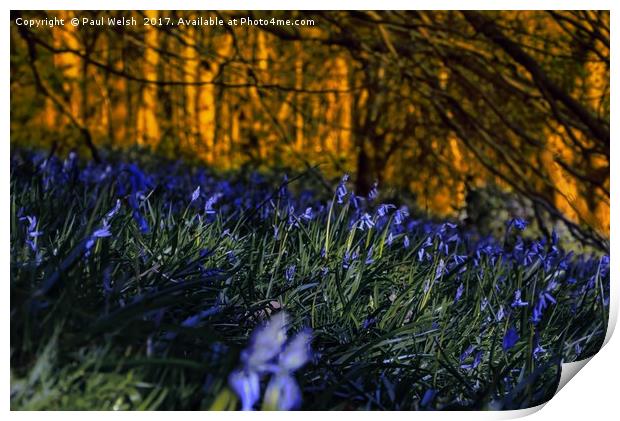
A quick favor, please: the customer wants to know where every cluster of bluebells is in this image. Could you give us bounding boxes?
[14,152,609,318]
[11,151,610,409]
[228,312,312,410]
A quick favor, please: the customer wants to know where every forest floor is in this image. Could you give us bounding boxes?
[10,150,609,410]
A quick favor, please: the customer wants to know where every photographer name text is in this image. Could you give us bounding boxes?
[14,15,315,28]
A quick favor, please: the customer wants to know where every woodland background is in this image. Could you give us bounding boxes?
[10,10,610,250]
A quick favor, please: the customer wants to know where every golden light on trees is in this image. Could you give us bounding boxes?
[10,10,610,249]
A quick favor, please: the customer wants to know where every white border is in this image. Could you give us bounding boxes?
[4,1,617,419]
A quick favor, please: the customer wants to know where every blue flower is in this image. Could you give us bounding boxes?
[191,186,201,202]
[460,347,483,370]
[368,181,379,201]
[273,225,280,240]
[84,222,112,257]
[511,290,529,308]
[459,344,474,362]
[300,207,314,221]
[92,224,112,238]
[417,247,426,262]
[285,265,296,283]
[229,312,312,411]
[532,332,545,359]
[229,370,260,411]
[20,215,43,252]
[376,203,395,218]
[496,306,505,321]
[532,291,556,324]
[420,389,436,407]
[278,329,312,372]
[507,218,528,231]
[394,206,409,225]
[204,193,222,214]
[342,249,359,269]
[454,283,464,303]
[335,174,349,204]
[243,312,289,371]
[361,317,376,329]
[502,327,519,352]
[263,373,302,410]
[434,259,446,280]
[20,215,43,238]
[403,235,410,249]
[357,213,375,231]
[104,199,121,222]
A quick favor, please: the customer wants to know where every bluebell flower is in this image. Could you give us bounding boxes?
[496,306,505,321]
[394,206,409,225]
[420,389,436,407]
[229,312,312,411]
[454,283,464,303]
[84,223,112,257]
[20,215,43,238]
[357,213,374,230]
[459,344,474,362]
[129,194,150,233]
[403,235,410,249]
[502,327,519,352]
[575,342,582,356]
[342,249,359,269]
[376,203,395,218]
[532,290,556,324]
[180,305,222,328]
[20,215,43,252]
[243,312,289,371]
[434,259,446,280]
[287,205,298,227]
[507,218,528,231]
[191,186,201,202]
[300,207,314,221]
[480,298,489,311]
[417,247,426,262]
[511,290,529,308]
[204,193,222,214]
[104,199,121,222]
[278,329,312,371]
[460,347,483,370]
[368,181,379,201]
[336,174,349,204]
[285,265,296,283]
[229,370,261,411]
[92,224,112,238]
[361,317,376,329]
[273,225,280,240]
[532,332,545,360]
[263,373,302,410]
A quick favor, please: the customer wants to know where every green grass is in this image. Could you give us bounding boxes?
[10,151,609,410]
